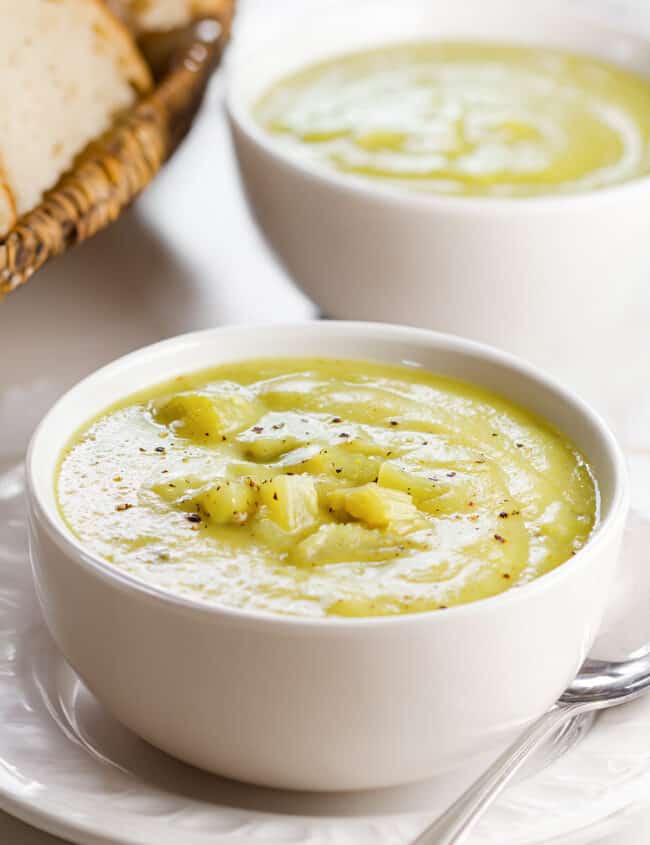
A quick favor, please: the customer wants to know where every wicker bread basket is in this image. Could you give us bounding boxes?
[0,1,235,298]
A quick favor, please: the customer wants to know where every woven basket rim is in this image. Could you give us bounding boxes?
[0,2,235,298]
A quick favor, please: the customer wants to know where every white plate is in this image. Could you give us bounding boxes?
[1,445,650,845]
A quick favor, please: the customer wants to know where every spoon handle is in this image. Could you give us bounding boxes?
[412,701,586,845]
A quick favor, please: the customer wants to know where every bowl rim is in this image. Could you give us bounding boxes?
[26,320,630,630]
[225,0,650,213]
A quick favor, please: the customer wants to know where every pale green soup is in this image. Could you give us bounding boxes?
[57,358,598,618]
[254,42,650,197]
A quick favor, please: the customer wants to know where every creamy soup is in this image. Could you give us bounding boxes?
[254,42,650,197]
[57,358,598,617]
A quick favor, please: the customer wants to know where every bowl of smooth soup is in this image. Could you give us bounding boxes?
[27,322,628,790]
[227,0,650,411]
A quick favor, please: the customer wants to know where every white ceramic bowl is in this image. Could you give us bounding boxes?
[226,0,650,415]
[26,322,628,791]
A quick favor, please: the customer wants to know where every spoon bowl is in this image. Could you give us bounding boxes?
[415,650,650,844]
[560,654,650,707]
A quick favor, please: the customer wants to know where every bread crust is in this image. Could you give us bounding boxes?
[0,0,152,233]
[0,155,17,238]
[87,0,153,93]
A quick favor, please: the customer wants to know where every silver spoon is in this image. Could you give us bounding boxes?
[413,652,650,845]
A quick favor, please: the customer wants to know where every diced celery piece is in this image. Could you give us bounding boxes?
[295,445,380,485]
[227,460,276,484]
[152,387,261,443]
[285,448,331,475]
[315,478,353,519]
[340,482,418,528]
[150,474,209,507]
[249,515,296,554]
[322,487,349,513]
[377,460,444,500]
[235,411,326,461]
[260,475,319,532]
[289,523,403,566]
[277,444,326,471]
[239,435,301,462]
[379,459,510,517]
[330,448,382,485]
[419,467,510,516]
[195,480,258,525]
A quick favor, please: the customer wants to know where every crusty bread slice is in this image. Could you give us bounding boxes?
[109,0,227,33]
[0,0,152,237]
